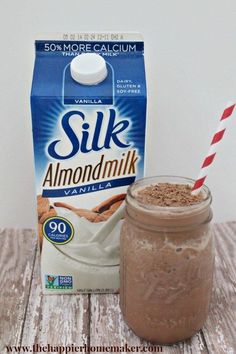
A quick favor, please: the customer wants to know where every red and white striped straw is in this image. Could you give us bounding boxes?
[192,102,236,195]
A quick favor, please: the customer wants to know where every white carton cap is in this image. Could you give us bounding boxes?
[70,53,108,85]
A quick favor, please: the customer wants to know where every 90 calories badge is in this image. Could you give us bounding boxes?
[43,216,74,245]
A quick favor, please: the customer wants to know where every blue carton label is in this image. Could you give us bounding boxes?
[31,33,147,293]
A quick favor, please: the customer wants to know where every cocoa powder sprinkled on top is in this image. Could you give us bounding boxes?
[136,183,204,207]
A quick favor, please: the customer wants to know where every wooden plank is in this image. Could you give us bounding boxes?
[181,332,208,354]
[202,222,236,354]
[90,294,208,353]
[0,228,37,353]
[21,247,90,347]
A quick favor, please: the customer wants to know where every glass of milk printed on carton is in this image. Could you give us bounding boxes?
[30,33,147,294]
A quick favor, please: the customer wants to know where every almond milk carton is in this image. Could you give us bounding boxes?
[31,33,147,293]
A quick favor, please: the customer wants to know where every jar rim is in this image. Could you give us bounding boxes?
[127,175,212,213]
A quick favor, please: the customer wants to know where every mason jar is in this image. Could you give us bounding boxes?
[120,176,214,344]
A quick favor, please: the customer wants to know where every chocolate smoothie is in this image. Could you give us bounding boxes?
[120,176,214,344]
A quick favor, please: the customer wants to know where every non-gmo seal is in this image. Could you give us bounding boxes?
[43,216,74,245]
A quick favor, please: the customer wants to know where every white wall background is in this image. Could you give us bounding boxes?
[0,0,236,228]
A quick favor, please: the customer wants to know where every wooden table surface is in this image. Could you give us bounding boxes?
[0,223,235,354]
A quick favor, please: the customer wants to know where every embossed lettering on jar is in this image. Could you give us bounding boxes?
[120,176,214,344]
